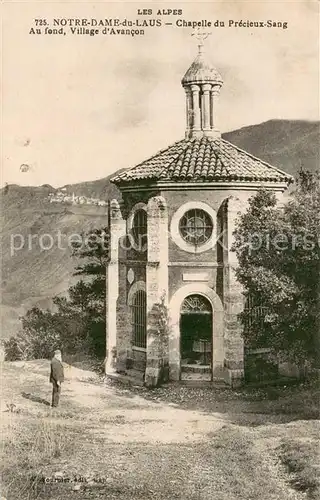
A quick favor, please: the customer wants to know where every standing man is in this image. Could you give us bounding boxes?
[50,349,64,407]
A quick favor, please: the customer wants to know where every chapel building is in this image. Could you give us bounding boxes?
[106,44,293,386]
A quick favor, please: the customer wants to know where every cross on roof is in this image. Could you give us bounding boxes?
[191,28,212,48]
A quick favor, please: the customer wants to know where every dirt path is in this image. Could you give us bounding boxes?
[2,360,317,500]
[2,360,227,443]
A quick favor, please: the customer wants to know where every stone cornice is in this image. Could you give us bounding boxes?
[121,260,230,268]
[117,180,289,193]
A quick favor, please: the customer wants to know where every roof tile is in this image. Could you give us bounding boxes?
[111,136,293,185]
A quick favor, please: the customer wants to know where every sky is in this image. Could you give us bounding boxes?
[2,0,319,187]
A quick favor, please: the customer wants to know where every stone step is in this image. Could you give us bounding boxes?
[126,368,145,381]
[179,377,228,388]
[181,372,212,382]
[105,371,145,387]
[181,364,211,374]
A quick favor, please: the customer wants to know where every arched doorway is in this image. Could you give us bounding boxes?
[168,284,224,381]
[180,294,212,366]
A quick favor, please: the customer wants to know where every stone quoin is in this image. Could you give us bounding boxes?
[105,39,293,387]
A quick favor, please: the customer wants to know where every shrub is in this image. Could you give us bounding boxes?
[3,306,89,361]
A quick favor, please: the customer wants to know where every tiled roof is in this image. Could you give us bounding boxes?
[111,136,293,185]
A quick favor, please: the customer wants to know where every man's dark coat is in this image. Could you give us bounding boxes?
[50,357,64,383]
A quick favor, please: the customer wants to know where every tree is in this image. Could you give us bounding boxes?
[71,227,110,277]
[232,171,320,365]
[70,227,110,356]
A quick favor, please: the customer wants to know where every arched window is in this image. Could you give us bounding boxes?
[131,290,147,348]
[132,209,147,250]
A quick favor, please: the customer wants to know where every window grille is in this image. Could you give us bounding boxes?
[179,209,213,246]
[243,295,271,332]
[132,209,147,247]
[181,294,212,314]
[131,290,147,348]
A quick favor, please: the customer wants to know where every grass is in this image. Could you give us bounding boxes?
[278,438,320,499]
[2,414,76,499]
[239,380,320,419]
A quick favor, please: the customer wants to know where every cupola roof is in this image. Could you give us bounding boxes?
[182,46,223,86]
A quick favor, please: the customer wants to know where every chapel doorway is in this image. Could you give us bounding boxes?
[180,294,212,367]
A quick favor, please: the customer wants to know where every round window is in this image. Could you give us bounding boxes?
[179,209,213,246]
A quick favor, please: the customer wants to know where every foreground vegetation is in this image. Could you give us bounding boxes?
[233,171,320,366]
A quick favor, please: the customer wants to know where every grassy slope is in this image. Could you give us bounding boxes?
[1,120,319,338]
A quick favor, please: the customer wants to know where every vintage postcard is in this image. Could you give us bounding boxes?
[1,1,319,499]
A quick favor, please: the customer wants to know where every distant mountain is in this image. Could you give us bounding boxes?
[60,169,126,200]
[223,120,319,177]
[1,119,319,339]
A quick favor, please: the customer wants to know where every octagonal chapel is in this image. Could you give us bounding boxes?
[105,44,293,387]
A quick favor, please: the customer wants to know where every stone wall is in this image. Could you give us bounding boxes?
[222,196,249,386]
[105,200,125,374]
[107,186,285,386]
[145,196,169,387]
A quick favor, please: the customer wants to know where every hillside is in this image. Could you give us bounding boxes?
[223,120,319,176]
[1,119,319,338]
[0,184,111,338]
